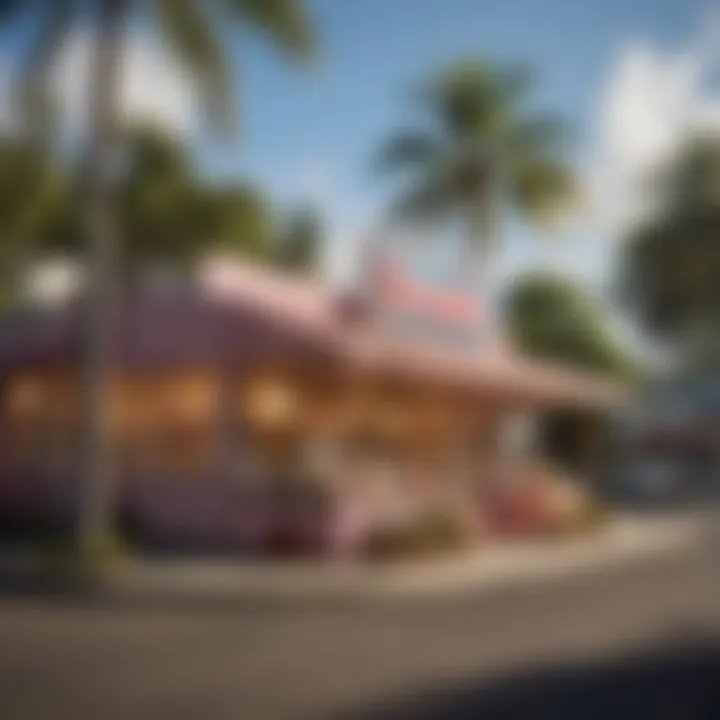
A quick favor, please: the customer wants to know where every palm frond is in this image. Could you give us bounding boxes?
[505,115,568,162]
[487,62,533,111]
[227,0,315,61]
[154,0,234,136]
[510,160,577,228]
[374,131,440,173]
[15,0,75,134]
[424,58,532,141]
[380,57,575,248]
[390,175,454,224]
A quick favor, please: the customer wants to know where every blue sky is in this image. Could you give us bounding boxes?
[1,0,718,297]
[191,0,718,290]
[217,0,706,176]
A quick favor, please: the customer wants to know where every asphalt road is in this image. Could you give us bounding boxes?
[0,522,718,720]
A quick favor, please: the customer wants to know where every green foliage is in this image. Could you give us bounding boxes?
[0,137,68,303]
[653,134,720,213]
[505,272,637,380]
[227,0,316,61]
[1,0,316,139]
[618,134,720,369]
[210,183,276,260]
[272,206,323,274]
[32,125,292,275]
[0,0,317,294]
[377,58,575,251]
[365,511,470,560]
[113,127,278,273]
[0,126,324,284]
[37,531,131,584]
[546,495,608,537]
[0,0,317,568]
[620,211,720,340]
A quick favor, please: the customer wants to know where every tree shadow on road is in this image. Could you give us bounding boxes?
[337,637,720,720]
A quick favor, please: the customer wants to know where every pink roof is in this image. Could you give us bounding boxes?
[202,261,625,408]
[0,260,624,409]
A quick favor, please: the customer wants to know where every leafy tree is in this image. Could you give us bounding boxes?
[505,272,636,380]
[209,183,275,262]
[272,206,323,274]
[38,126,279,276]
[0,137,65,306]
[504,273,635,474]
[0,0,315,562]
[618,134,720,372]
[119,126,204,273]
[376,58,575,283]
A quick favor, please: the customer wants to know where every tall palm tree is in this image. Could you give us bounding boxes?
[376,59,575,287]
[0,0,314,562]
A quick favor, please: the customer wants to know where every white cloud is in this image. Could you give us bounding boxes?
[586,11,720,236]
[51,31,196,136]
[0,29,197,137]
[24,258,83,306]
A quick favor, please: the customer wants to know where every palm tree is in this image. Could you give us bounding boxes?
[0,0,314,563]
[376,59,575,287]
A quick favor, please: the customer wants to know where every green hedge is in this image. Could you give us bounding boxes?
[365,511,470,560]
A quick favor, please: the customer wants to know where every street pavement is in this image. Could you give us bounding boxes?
[0,515,718,719]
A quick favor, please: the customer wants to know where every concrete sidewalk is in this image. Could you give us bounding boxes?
[109,513,710,603]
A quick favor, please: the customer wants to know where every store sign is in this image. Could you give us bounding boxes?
[363,243,488,350]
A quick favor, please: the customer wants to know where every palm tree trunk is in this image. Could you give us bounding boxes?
[77,0,126,558]
[463,199,494,295]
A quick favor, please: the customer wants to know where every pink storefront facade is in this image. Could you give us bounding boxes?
[0,262,622,556]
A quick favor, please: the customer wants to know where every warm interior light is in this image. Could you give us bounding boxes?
[379,405,410,436]
[7,376,44,417]
[170,378,217,423]
[245,377,299,429]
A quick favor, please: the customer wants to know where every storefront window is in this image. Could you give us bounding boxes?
[244,375,300,431]
[116,373,219,478]
[123,421,214,479]
[1,374,80,473]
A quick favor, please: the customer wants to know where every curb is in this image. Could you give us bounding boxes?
[105,514,708,604]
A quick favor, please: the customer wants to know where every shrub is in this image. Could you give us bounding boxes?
[365,510,470,560]
[37,532,131,584]
[412,512,469,550]
[547,498,609,537]
[364,524,414,560]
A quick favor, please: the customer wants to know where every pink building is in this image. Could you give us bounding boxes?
[0,260,622,556]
